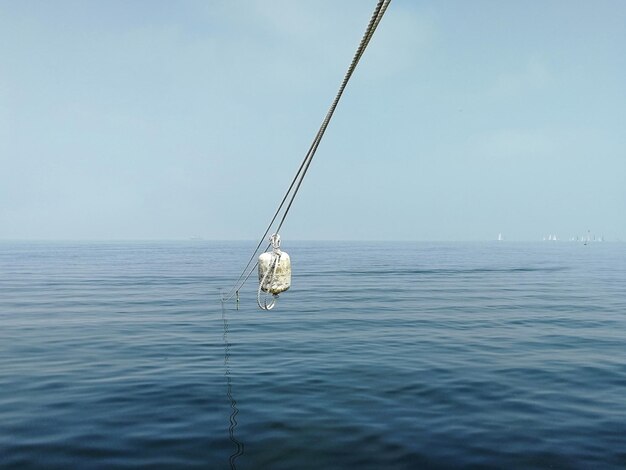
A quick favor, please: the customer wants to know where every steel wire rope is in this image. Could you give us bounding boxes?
[222,0,390,302]
[222,0,391,303]
[274,0,390,235]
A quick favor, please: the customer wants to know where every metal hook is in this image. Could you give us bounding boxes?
[270,233,281,251]
[261,294,279,310]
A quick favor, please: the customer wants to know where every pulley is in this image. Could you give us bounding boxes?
[257,234,291,310]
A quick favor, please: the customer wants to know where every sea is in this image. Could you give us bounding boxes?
[1,240,625,469]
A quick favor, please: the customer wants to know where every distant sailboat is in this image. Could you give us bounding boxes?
[498,233,503,241]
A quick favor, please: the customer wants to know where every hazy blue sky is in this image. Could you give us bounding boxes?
[1,1,625,241]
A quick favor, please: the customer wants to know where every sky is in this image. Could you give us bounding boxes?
[1,0,625,241]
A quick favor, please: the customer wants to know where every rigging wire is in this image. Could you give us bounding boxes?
[222,0,391,303]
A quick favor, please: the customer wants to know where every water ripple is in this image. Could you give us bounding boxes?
[1,241,625,468]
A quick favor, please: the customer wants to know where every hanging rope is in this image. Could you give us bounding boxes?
[222,0,391,303]
[257,253,280,310]
[256,233,283,310]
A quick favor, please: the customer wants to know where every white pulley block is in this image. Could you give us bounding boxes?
[258,234,291,296]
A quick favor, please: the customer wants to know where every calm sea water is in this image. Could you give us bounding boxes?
[1,241,625,469]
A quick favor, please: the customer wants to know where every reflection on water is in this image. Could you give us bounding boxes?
[221,300,244,469]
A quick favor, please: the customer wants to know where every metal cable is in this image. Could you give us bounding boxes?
[275,0,390,234]
[222,0,391,303]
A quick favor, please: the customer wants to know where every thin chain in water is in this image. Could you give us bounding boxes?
[221,298,244,468]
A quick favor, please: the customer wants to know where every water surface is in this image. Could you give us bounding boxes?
[1,241,625,469]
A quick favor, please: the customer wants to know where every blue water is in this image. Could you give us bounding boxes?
[1,241,625,469]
